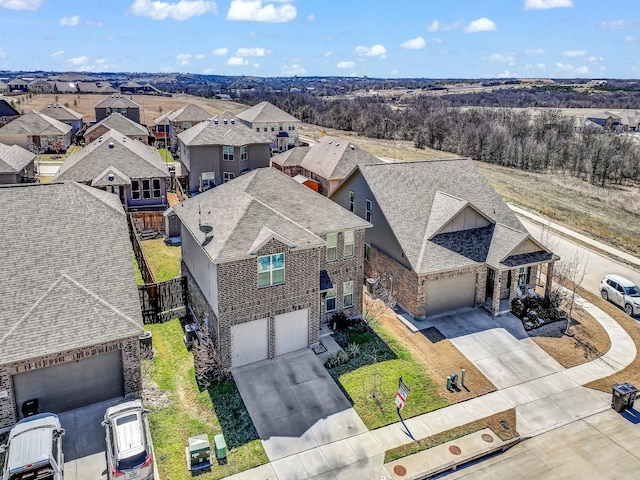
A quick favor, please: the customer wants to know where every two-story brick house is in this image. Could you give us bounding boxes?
[157,103,212,151]
[169,167,371,369]
[84,112,150,144]
[236,101,300,153]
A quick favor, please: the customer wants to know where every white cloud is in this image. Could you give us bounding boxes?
[554,62,588,75]
[85,20,103,27]
[203,68,214,73]
[281,63,306,75]
[588,56,604,63]
[50,50,64,58]
[0,48,5,59]
[400,36,426,50]
[95,58,106,64]
[625,36,640,43]
[306,13,314,22]
[537,62,546,69]
[59,15,79,26]
[599,20,631,29]
[323,51,332,58]
[390,69,399,76]
[0,0,40,10]
[337,60,355,69]
[212,47,228,55]
[176,53,192,65]
[426,19,462,32]
[563,49,585,57]
[129,0,217,21]
[489,52,516,65]
[236,47,269,57]
[574,66,589,74]
[497,70,516,78]
[227,56,248,65]
[524,48,545,56]
[68,56,89,65]
[195,53,205,59]
[356,44,386,58]
[465,17,496,33]
[524,0,572,10]
[226,0,296,23]
[253,62,260,68]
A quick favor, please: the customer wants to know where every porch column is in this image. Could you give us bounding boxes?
[545,261,555,299]
[491,270,501,315]
[509,268,519,302]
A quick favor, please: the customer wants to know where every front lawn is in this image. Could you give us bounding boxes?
[141,239,181,282]
[145,319,267,479]
[157,148,175,163]
[326,321,448,429]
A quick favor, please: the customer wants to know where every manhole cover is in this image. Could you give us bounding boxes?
[481,433,494,443]
[499,420,510,430]
[393,465,407,476]
[449,445,462,455]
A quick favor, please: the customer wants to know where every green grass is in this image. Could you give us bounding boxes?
[133,254,143,285]
[141,239,181,282]
[327,322,448,429]
[157,149,176,163]
[146,319,267,479]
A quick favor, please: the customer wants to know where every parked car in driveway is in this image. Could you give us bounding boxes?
[102,400,154,480]
[600,274,640,316]
[1,413,65,480]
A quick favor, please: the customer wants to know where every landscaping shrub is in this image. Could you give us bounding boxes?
[512,294,567,331]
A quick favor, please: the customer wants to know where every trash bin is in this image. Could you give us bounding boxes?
[366,278,376,294]
[214,433,227,464]
[611,383,638,412]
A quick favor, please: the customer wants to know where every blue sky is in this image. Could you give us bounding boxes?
[0,0,637,78]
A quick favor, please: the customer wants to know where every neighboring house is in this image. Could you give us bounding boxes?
[0,143,36,184]
[152,114,170,148]
[0,98,20,127]
[161,103,212,151]
[330,159,559,318]
[0,182,143,430]
[169,167,371,369]
[98,83,119,94]
[84,112,150,144]
[94,94,141,124]
[271,135,383,196]
[177,111,271,194]
[53,129,169,211]
[39,103,84,136]
[53,81,78,94]
[28,79,54,94]
[0,81,8,93]
[236,101,300,152]
[7,79,29,93]
[0,111,72,153]
[76,81,101,94]
[119,82,161,95]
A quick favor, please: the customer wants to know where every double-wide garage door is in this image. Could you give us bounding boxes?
[13,351,124,415]
[427,274,477,316]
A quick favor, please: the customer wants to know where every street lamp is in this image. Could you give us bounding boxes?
[384,117,397,162]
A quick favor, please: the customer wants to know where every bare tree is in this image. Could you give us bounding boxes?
[553,250,589,335]
[363,273,397,329]
[193,329,229,389]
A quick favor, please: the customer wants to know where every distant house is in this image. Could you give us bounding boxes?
[84,112,150,144]
[39,103,84,136]
[177,111,271,194]
[97,83,119,94]
[159,104,212,151]
[152,114,170,149]
[7,79,29,93]
[119,81,161,95]
[0,111,72,153]
[29,79,54,94]
[54,129,169,211]
[0,143,36,184]
[0,81,8,93]
[94,94,141,124]
[76,81,101,94]
[0,182,143,430]
[0,98,20,127]
[271,135,383,196]
[236,101,300,152]
[53,81,78,94]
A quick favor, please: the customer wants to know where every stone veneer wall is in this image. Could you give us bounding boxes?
[182,260,219,343]
[0,338,141,430]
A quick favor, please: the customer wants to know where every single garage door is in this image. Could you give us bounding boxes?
[13,350,123,415]
[231,318,269,368]
[427,273,477,316]
[275,309,309,357]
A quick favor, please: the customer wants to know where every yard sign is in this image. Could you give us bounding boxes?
[395,377,410,411]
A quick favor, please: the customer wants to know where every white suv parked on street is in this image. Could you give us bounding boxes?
[600,274,640,316]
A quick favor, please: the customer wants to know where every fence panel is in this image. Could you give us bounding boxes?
[138,276,187,324]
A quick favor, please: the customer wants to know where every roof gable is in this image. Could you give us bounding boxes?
[91,166,132,187]
[94,94,141,109]
[0,111,72,136]
[426,191,493,239]
[178,111,271,147]
[0,143,36,173]
[167,104,211,122]
[85,112,147,137]
[236,101,299,124]
[40,103,83,121]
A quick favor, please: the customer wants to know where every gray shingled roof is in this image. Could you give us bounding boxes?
[236,101,300,124]
[53,81,77,93]
[85,112,149,138]
[178,111,271,147]
[171,167,371,263]
[94,94,141,109]
[40,103,83,122]
[54,129,168,183]
[166,104,212,123]
[0,110,72,136]
[271,146,310,167]
[0,143,36,173]
[0,182,143,364]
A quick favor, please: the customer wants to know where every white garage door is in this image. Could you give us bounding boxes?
[13,351,123,416]
[427,274,477,316]
[231,318,269,368]
[275,309,309,356]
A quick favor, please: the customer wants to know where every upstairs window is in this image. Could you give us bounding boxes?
[131,180,140,200]
[182,122,192,129]
[258,253,285,287]
[349,191,355,212]
[240,145,248,160]
[326,233,337,261]
[366,200,372,222]
[223,146,234,161]
[142,179,151,199]
[152,179,161,198]
[344,231,354,257]
[364,243,371,262]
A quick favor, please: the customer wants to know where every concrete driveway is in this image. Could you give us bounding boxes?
[232,349,368,461]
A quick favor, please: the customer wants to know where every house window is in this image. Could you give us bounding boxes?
[326,233,337,261]
[343,281,353,308]
[152,179,161,198]
[132,180,140,200]
[264,127,268,132]
[271,126,275,132]
[240,145,248,160]
[326,289,336,312]
[200,172,215,190]
[289,123,296,131]
[349,191,355,212]
[258,253,285,287]
[279,124,283,131]
[344,231,354,257]
[518,267,531,289]
[223,146,234,161]
[142,179,151,199]
[366,200,372,222]
[182,122,192,129]
[256,127,260,132]
[223,172,235,183]
[364,243,371,262]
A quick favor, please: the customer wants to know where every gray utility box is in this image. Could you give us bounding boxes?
[186,434,211,471]
[611,383,638,412]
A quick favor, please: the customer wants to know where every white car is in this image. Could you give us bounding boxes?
[600,274,640,316]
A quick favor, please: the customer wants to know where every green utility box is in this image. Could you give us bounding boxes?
[214,433,227,463]
[187,434,211,471]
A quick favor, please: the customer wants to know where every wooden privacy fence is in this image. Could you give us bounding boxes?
[130,211,165,236]
[138,276,187,324]
[127,215,155,284]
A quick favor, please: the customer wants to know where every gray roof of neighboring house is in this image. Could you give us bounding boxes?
[171,167,371,263]
[0,110,72,136]
[0,98,20,117]
[271,146,310,167]
[0,81,8,90]
[54,129,168,183]
[337,159,548,274]
[236,101,300,124]
[29,79,52,88]
[166,104,212,123]
[178,111,271,147]
[40,103,83,122]
[7,79,28,86]
[98,85,119,94]
[0,182,143,365]
[0,143,36,173]
[85,112,149,138]
[53,81,77,93]
[76,81,100,93]
[154,112,170,126]
[94,94,141,109]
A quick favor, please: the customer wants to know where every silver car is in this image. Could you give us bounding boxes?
[102,400,154,480]
[600,274,640,316]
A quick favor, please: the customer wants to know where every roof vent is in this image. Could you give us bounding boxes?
[108,173,115,181]
[328,140,332,144]
[336,143,340,146]
[108,142,115,148]
[231,119,235,124]
[223,119,228,125]
[350,145,355,150]
[214,119,218,124]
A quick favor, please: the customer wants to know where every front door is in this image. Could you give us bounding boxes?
[486,268,495,300]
